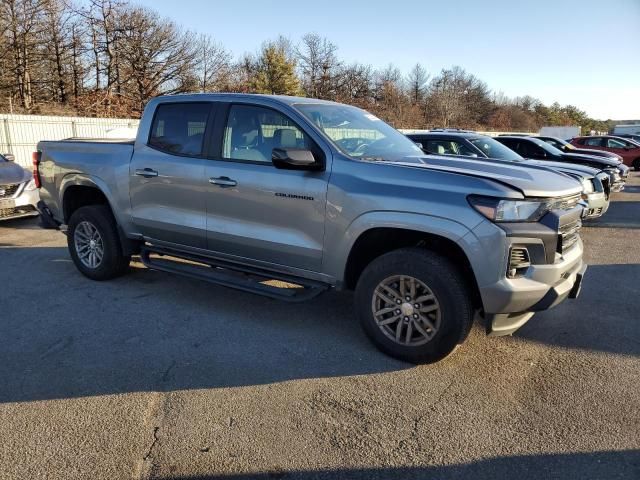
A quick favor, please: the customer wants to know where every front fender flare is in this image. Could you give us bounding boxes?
[326,210,482,285]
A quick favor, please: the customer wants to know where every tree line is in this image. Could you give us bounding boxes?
[0,0,613,133]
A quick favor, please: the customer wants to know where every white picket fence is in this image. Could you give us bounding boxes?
[0,114,139,168]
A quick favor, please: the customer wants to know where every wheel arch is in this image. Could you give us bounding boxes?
[60,174,140,255]
[337,213,484,311]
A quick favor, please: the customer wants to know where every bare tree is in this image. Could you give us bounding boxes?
[41,0,76,103]
[334,62,373,107]
[117,6,196,112]
[425,66,492,128]
[296,33,340,99]
[406,63,429,105]
[193,34,232,92]
[1,0,46,110]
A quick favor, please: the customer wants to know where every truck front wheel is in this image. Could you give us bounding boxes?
[355,248,473,364]
[67,205,130,280]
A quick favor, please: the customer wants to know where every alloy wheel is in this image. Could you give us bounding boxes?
[74,220,104,269]
[371,275,441,347]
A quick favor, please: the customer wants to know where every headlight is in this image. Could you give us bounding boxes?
[581,178,594,194]
[468,195,552,222]
[24,178,37,191]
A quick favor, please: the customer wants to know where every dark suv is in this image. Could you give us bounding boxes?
[495,136,628,191]
[406,131,611,219]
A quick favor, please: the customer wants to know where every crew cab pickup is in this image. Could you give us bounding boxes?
[35,94,587,363]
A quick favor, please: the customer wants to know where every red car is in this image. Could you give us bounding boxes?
[570,135,640,170]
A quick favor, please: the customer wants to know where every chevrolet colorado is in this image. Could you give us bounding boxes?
[35,94,587,363]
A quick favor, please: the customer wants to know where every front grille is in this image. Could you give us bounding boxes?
[599,174,611,199]
[0,183,20,198]
[558,219,581,253]
[0,205,37,219]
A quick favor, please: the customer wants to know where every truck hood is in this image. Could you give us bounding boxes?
[0,160,31,185]
[525,159,599,179]
[569,147,622,161]
[386,155,583,198]
[559,152,621,169]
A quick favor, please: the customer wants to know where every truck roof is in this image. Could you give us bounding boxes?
[151,93,341,107]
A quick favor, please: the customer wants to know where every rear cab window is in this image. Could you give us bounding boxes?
[148,103,211,156]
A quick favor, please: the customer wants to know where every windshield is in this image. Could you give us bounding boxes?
[542,137,574,150]
[469,136,524,160]
[294,103,424,162]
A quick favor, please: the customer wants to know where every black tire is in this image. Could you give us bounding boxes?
[633,158,640,172]
[355,247,473,364]
[67,205,130,280]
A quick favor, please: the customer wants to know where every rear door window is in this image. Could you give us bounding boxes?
[148,103,211,156]
[606,138,626,148]
[423,139,476,156]
[584,137,603,147]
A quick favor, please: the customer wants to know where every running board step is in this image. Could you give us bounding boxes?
[139,245,328,303]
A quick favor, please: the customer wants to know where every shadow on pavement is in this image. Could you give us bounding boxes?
[159,450,640,479]
[0,245,638,404]
[585,201,640,229]
[516,263,640,357]
[0,245,412,404]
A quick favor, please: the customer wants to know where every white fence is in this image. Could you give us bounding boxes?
[0,114,139,168]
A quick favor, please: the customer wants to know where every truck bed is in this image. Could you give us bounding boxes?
[40,137,135,145]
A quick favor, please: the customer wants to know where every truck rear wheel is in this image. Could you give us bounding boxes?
[355,248,473,364]
[633,158,640,172]
[67,205,130,280]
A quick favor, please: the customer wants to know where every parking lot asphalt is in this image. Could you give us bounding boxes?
[1,175,639,480]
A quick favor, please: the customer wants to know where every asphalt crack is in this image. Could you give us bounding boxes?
[143,427,160,461]
[132,393,168,480]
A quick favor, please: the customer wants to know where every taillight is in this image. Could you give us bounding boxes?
[32,151,42,188]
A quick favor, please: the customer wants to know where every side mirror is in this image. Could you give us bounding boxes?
[3,153,15,162]
[272,148,318,170]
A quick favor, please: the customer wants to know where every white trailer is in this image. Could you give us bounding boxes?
[612,124,640,135]
[539,126,581,140]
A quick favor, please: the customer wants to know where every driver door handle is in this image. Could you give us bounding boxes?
[209,176,237,188]
[135,168,159,178]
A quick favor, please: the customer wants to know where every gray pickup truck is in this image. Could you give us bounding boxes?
[36,94,587,363]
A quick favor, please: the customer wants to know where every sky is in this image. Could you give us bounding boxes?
[134,0,640,120]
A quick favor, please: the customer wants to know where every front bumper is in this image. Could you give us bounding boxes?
[611,181,625,193]
[482,236,585,313]
[582,191,609,219]
[0,184,40,221]
[486,263,586,336]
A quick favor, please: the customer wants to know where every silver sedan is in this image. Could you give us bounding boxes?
[0,154,40,221]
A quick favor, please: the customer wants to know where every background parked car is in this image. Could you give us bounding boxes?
[536,136,623,162]
[613,133,640,143]
[0,153,40,221]
[406,131,610,219]
[495,135,629,190]
[570,136,640,171]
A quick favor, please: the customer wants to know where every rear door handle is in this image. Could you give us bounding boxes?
[209,176,237,188]
[135,168,159,178]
